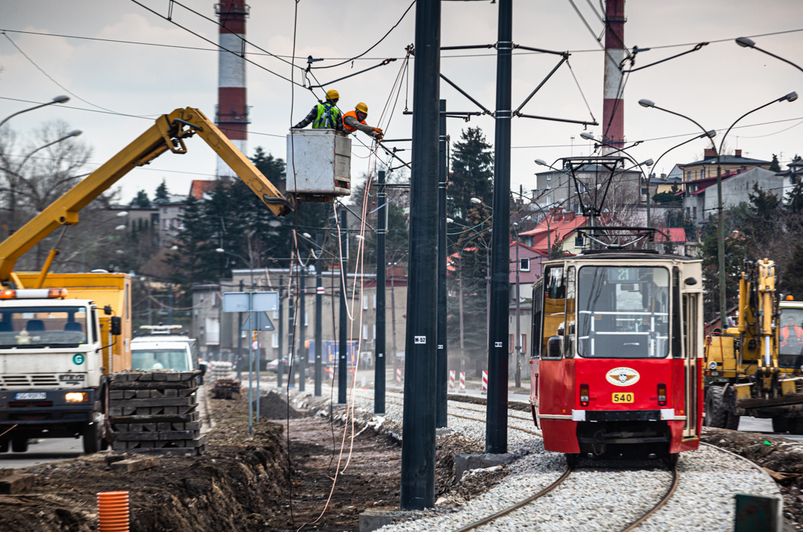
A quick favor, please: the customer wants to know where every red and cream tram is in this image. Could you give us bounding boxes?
[529,250,703,466]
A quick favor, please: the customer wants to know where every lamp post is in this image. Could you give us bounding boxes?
[0,95,70,130]
[735,37,803,71]
[639,91,799,326]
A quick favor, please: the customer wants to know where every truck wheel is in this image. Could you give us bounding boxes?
[82,423,101,454]
[11,437,29,453]
[772,416,789,433]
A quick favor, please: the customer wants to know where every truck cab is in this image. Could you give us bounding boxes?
[0,290,112,454]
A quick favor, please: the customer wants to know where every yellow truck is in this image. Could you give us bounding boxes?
[704,259,803,434]
[0,107,344,454]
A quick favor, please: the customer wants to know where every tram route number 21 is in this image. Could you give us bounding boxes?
[612,392,634,403]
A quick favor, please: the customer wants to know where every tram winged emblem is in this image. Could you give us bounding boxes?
[606,367,640,386]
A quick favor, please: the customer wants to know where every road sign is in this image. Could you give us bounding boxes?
[223,291,279,312]
[242,311,275,332]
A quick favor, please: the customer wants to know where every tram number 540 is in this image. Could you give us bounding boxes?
[612,392,634,403]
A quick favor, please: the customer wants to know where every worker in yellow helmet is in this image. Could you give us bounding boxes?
[342,102,384,141]
[292,88,343,130]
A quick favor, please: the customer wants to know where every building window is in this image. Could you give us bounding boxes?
[519,258,530,271]
[700,169,705,179]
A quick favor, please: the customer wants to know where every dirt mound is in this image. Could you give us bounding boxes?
[0,395,290,532]
[260,391,305,420]
[702,427,802,531]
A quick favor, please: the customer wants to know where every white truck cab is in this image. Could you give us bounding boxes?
[0,290,114,454]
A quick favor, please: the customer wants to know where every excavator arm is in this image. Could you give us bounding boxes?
[0,107,289,284]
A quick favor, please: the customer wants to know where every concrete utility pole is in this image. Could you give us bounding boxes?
[298,265,306,391]
[315,246,323,397]
[486,0,512,455]
[338,206,348,404]
[375,170,387,414]
[401,0,441,511]
[287,280,295,386]
[277,276,284,389]
[436,99,448,429]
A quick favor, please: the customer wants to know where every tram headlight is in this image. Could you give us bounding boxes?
[708,361,718,370]
[579,384,589,407]
[657,383,667,406]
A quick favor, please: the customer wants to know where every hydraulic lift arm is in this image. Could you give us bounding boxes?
[0,107,290,285]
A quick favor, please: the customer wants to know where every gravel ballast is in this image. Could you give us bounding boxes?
[281,384,783,532]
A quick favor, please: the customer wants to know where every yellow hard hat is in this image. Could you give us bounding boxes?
[355,102,369,114]
[326,88,340,101]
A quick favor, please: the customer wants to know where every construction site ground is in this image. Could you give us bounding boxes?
[0,387,474,531]
[0,383,802,531]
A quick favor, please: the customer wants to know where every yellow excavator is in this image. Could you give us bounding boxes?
[704,259,803,434]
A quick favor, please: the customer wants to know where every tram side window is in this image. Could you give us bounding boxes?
[541,266,566,357]
[531,280,544,356]
[564,267,576,358]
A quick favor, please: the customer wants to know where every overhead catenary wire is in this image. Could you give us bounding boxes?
[1,32,152,119]
[0,26,799,60]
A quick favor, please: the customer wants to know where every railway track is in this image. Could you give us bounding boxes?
[455,465,679,532]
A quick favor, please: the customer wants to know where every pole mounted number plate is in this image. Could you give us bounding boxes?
[414,336,426,344]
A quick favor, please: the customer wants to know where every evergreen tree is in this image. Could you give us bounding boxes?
[166,195,217,295]
[445,127,494,372]
[769,154,781,172]
[154,180,169,204]
[130,190,151,208]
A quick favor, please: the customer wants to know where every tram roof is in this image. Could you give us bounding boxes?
[546,250,698,262]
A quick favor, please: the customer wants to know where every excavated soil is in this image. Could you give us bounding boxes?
[702,427,803,531]
[0,395,289,531]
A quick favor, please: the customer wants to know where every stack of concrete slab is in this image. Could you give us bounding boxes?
[109,371,205,455]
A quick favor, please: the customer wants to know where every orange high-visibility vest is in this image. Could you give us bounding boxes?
[342,110,366,134]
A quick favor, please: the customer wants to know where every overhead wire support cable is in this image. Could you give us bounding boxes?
[311,0,416,69]
[308,58,398,89]
[439,74,493,115]
[514,112,598,128]
[512,55,570,116]
[512,43,569,56]
[623,42,710,73]
[440,44,496,51]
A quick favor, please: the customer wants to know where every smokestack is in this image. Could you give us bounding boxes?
[215,0,249,179]
[602,0,626,152]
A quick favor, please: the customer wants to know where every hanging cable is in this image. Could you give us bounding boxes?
[311,0,416,70]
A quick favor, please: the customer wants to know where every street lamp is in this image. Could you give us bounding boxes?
[15,130,83,172]
[0,95,70,130]
[735,37,803,71]
[639,91,799,327]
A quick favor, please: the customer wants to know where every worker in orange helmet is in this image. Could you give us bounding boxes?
[342,102,384,140]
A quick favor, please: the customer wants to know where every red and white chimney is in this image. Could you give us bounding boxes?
[602,0,626,152]
[215,0,249,178]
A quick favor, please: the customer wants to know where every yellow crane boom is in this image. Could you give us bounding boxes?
[0,107,289,285]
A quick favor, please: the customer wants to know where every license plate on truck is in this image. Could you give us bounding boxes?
[612,392,634,403]
[15,392,46,400]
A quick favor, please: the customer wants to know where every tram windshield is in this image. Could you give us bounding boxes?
[577,266,670,358]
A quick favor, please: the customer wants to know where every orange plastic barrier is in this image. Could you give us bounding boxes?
[97,491,130,532]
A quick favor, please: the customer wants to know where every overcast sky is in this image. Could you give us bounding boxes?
[0,0,802,206]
